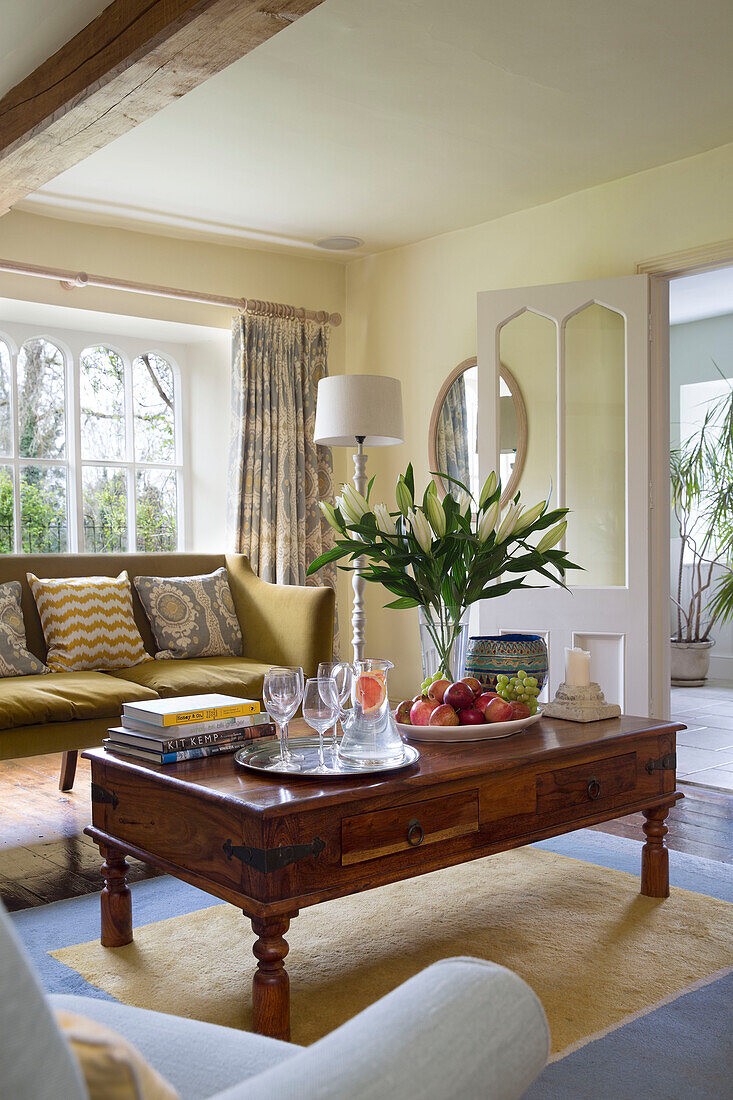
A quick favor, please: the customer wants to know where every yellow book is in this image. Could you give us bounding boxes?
[122,693,260,727]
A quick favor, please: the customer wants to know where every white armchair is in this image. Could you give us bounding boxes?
[1,901,549,1100]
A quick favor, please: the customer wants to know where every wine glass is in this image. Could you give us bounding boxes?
[262,666,304,772]
[303,677,340,773]
[318,661,353,752]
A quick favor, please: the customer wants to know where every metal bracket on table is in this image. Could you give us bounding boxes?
[91,783,119,809]
[222,836,325,874]
[646,753,676,774]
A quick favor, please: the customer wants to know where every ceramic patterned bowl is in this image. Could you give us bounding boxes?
[464,634,548,693]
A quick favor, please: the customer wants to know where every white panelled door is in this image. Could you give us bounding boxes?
[476,276,654,716]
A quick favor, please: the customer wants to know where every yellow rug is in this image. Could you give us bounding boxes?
[52,847,733,1055]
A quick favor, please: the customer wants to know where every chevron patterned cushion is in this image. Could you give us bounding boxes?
[27,572,152,673]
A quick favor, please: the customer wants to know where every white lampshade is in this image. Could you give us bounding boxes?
[314,374,404,447]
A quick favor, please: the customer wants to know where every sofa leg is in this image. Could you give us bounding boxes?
[59,751,78,792]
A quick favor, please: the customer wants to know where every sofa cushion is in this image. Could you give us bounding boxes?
[0,581,47,677]
[55,1009,179,1100]
[106,657,270,700]
[0,672,157,730]
[27,572,151,672]
[134,569,242,660]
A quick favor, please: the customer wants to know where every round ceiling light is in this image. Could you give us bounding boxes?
[314,236,364,251]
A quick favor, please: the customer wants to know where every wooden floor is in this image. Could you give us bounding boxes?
[1,752,731,912]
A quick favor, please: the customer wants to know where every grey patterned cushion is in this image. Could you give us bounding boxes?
[0,582,47,676]
[134,568,243,660]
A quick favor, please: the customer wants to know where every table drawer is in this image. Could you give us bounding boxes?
[536,751,637,815]
[341,790,479,866]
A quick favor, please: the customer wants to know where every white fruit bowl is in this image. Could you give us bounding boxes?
[397,710,543,743]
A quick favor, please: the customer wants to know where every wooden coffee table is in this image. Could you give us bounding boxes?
[84,714,682,1041]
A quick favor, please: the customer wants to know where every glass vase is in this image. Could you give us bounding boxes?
[418,606,470,683]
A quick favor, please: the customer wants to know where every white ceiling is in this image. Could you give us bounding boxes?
[670,267,733,326]
[0,0,109,98]
[7,0,733,255]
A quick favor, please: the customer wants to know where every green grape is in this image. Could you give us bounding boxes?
[517,669,526,681]
[525,677,537,689]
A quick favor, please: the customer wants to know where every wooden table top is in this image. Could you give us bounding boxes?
[85,714,684,819]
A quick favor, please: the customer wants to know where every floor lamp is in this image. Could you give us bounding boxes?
[314,374,404,662]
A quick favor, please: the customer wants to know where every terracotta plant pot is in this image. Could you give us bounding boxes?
[670,639,714,687]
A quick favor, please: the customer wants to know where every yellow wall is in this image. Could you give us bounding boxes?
[346,140,733,698]
[0,210,353,642]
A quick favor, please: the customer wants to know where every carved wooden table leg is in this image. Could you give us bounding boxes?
[641,805,670,898]
[251,914,294,1041]
[100,843,133,947]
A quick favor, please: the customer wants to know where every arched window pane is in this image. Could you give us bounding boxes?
[132,353,175,462]
[136,468,177,551]
[0,467,13,552]
[20,466,67,552]
[80,346,125,460]
[0,342,12,456]
[83,466,128,552]
[17,339,66,459]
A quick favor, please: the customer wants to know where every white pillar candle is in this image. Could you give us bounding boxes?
[565,646,591,687]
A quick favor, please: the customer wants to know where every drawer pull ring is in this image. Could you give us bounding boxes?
[407,818,424,846]
[587,777,601,800]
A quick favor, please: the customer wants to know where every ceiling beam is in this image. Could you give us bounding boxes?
[0,0,324,215]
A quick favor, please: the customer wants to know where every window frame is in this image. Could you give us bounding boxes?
[0,325,187,555]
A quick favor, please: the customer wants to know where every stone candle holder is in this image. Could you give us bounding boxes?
[543,681,621,723]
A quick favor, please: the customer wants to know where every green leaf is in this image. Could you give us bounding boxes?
[306,544,350,574]
[384,596,421,610]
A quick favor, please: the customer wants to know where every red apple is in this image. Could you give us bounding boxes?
[413,693,428,704]
[475,692,499,712]
[395,700,413,724]
[509,701,531,720]
[410,698,440,726]
[461,676,482,695]
[484,697,513,723]
[429,704,460,726]
[427,678,451,703]
[458,707,486,725]
[443,681,475,711]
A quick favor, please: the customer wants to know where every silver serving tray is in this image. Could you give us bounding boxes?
[234,736,419,778]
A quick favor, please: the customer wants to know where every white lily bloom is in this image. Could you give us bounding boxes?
[477,500,500,542]
[536,521,567,554]
[336,493,359,525]
[478,471,497,508]
[495,502,523,543]
[456,489,472,517]
[425,492,447,537]
[374,503,396,536]
[341,483,370,520]
[319,501,344,533]
[514,501,545,532]
[408,508,433,555]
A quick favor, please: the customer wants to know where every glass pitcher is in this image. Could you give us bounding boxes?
[338,658,406,767]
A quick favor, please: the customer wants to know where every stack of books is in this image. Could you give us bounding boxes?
[104,693,275,764]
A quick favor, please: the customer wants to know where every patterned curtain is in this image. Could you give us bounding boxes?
[436,373,470,486]
[228,310,339,651]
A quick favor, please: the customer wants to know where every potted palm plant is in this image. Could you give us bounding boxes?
[308,464,579,680]
[671,375,733,684]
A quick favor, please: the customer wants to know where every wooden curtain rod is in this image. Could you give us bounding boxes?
[0,257,342,326]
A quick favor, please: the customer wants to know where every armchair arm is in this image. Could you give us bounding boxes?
[216,957,549,1100]
[226,555,335,677]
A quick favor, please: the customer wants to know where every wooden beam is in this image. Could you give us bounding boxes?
[0,0,324,214]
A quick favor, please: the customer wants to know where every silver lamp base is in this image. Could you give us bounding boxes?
[542,681,621,723]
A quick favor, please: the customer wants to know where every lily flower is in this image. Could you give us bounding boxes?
[319,501,345,534]
[396,477,412,517]
[408,508,433,555]
[425,492,447,537]
[374,503,396,536]
[477,500,500,542]
[478,471,497,509]
[514,501,546,532]
[536,521,567,554]
[495,502,523,543]
[456,488,472,517]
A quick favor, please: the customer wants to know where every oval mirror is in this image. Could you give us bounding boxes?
[428,357,527,506]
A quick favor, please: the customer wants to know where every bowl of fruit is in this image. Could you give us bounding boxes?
[394,671,542,742]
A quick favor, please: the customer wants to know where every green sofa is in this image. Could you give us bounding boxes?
[0,552,335,790]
